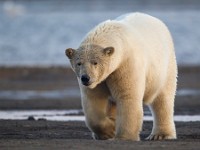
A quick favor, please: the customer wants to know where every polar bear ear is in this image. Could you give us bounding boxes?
[65,48,75,59]
[103,47,114,56]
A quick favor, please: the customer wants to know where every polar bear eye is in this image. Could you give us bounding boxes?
[92,61,98,65]
[77,62,82,66]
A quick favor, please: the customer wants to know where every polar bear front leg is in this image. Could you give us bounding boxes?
[81,85,115,140]
[115,97,143,141]
[107,70,145,141]
[83,97,115,140]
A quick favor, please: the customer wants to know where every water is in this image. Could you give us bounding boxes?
[0,110,85,121]
[0,109,199,122]
[0,89,199,100]
[0,89,80,100]
[0,1,200,66]
[176,89,200,96]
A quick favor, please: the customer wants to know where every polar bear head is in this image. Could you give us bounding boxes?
[65,45,114,89]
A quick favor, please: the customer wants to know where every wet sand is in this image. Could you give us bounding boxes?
[0,66,200,149]
[0,120,200,150]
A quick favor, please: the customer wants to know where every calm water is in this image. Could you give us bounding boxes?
[0,109,200,122]
[0,1,200,66]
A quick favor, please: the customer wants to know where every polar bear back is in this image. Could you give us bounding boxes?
[117,13,175,72]
[116,12,174,55]
[114,13,176,103]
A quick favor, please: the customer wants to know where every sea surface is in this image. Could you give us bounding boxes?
[0,0,200,66]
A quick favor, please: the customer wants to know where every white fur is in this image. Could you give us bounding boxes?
[68,13,177,141]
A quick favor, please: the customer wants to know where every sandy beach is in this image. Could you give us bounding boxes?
[0,120,200,150]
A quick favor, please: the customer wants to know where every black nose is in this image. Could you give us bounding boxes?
[81,74,90,85]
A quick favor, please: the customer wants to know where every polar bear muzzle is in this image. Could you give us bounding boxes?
[81,74,91,86]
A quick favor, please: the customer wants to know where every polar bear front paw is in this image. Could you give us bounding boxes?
[146,134,176,141]
[92,129,115,140]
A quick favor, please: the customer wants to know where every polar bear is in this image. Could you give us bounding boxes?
[65,13,177,141]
